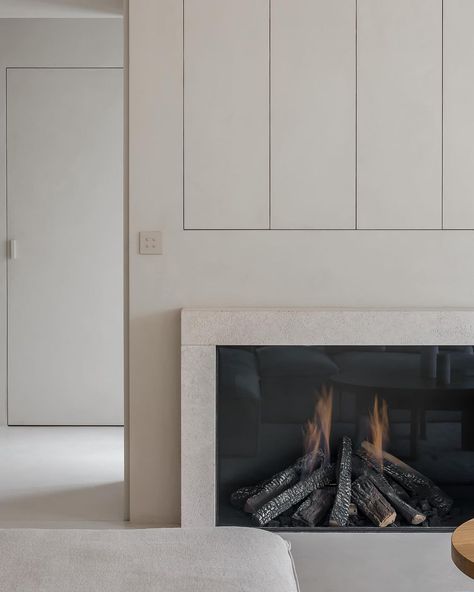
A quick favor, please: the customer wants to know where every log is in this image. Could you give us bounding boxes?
[292,487,336,527]
[244,466,299,513]
[351,475,397,527]
[361,441,453,515]
[329,436,352,527]
[420,499,431,514]
[368,471,426,525]
[354,446,381,473]
[230,484,265,509]
[348,502,358,517]
[253,463,335,526]
[299,450,327,478]
[244,455,314,513]
[351,452,373,478]
[353,449,425,525]
[386,477,410,501]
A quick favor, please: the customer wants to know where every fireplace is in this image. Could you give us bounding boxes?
[216,345,474,531]
[181,308,474,530]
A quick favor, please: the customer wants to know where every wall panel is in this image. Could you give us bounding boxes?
[443,0,474,229]
[271,0,356,229]
[184,0,269,229]
[357,0,442,229]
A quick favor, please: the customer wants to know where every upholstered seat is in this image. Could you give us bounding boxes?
[0,527,300,592]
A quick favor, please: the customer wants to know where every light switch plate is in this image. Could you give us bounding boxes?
[139,231,162,255]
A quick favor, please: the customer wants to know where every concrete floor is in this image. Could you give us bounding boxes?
[284,532,474,592]
[0,426,124,527]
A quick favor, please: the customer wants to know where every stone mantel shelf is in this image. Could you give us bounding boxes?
[180,307,474,527]
[181,308,474,347]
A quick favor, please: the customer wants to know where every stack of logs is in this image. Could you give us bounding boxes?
[230,437,454,528]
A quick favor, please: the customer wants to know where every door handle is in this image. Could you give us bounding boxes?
[9,239,17,260]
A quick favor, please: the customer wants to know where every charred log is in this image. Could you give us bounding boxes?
[348,502,358,517]
[253,463,335,526]
[354,446,382,473]
[386,477,410,501]
[420,499,431,514]
[368,471,426,525]
[329,436,352,527]
[244,454,316,513]
[354,449,425,525]
[351,475,397,527]
[244,467,299,513]
[230,484,265,509]
[361,441,453,515]
[351,452,375,478]
[292,487,336,527]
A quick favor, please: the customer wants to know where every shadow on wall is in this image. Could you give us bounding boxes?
[31,0,123,16]
[129,309,181,524]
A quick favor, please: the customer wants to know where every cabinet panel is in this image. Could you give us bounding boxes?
[271,0,356,229]
[184,0,269,229]
[444,0,474,229]
[357,0,442,229]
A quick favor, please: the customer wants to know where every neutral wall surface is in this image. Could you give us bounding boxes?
[0,1,122,18]
[128,0,474,524]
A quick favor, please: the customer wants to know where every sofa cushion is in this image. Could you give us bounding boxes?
[0,527,300,592]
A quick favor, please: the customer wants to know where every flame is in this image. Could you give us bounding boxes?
[303,386,333,474]
[368,395,389,470]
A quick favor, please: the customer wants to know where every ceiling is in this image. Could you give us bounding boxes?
[0,0,123,18]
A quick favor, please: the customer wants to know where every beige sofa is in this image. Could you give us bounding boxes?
[0,527,300,591]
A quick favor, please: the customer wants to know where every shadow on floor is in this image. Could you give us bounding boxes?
[0,481,124,522]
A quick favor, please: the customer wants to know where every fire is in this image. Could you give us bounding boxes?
[303,386,333,473]
[368,395,389,470]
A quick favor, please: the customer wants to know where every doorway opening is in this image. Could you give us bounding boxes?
[0,3,126,525]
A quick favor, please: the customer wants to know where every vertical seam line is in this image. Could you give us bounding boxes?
[269,0,272,230]
[441,0,444,229]
[183,0,186,230]
[355,0,358,230]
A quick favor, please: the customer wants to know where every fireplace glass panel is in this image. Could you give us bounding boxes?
[216,345,474,530]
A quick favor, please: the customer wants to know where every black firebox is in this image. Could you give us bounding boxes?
[216,345,474,530]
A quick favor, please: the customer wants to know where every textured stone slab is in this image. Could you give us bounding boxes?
[181,308,474,527]
[182,308,474,346]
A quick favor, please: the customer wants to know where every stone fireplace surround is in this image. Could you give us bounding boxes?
[181,308,474,591]
[181,308,474,528]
